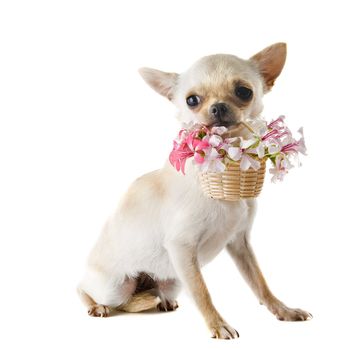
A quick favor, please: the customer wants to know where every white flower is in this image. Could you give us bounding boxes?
[209,134,223,147]
[199,148,226,172]
[264,139,282,155]
[241,138,256,149]
[227,146,242,161]
[211,126,228,135]
[240,153,261,171]
[269,155,293,183]
[297,127,307,155]
[249,141,266,158]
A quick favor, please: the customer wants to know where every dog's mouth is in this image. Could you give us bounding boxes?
[207,120,249,139]
[208,118,241,129]
[210,120,238,128]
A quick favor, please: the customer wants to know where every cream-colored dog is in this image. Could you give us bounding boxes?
[78,43,312,339]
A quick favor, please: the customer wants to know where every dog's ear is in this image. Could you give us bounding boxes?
[250,42,287,91]
[138,67,179,100]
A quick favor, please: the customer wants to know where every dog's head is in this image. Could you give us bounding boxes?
[139,43,286,129]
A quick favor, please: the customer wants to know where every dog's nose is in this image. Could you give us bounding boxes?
[209,103,228,120]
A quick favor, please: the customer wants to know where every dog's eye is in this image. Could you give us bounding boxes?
[235,86,253,101]
[186,95,201,107]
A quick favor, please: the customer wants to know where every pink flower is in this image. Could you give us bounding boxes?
[267,115,286,130]
[169,140,194,174]
[281,142,300,154]
[278,128,307,156]
[169,126,212,174]
[193,138,210,165]
[261,128,280,141]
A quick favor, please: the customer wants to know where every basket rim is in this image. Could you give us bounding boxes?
[201,158,266,175]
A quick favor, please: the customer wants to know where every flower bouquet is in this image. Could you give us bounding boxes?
[169,116,306,201]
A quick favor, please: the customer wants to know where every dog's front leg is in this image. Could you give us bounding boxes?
[226,235,312,321]
[166,242,239,339]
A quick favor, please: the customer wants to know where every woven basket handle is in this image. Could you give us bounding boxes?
[223,121,256,138]
[240,121,256,134]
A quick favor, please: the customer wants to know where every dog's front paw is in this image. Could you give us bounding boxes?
[209,321,239,340]
[270,303,312,321]
[157,300,178,312]
[88,304,110,317]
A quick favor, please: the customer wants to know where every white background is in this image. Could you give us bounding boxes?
[0,0,349,349]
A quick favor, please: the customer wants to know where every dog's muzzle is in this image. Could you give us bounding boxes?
[209,103,238,127]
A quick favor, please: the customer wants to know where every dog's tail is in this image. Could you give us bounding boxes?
[118,290,160,313]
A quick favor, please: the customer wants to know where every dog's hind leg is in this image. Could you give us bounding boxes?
[78,271,161,316]
[78,270,138,317]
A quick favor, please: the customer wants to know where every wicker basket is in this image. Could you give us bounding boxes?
[199,160,266,201]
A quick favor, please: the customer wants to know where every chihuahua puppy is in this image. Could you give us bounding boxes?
[78,43,312,339]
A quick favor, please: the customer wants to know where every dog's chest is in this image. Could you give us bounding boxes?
[196,199,251,266]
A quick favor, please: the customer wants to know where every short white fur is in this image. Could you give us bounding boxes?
[78,43,312,338]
